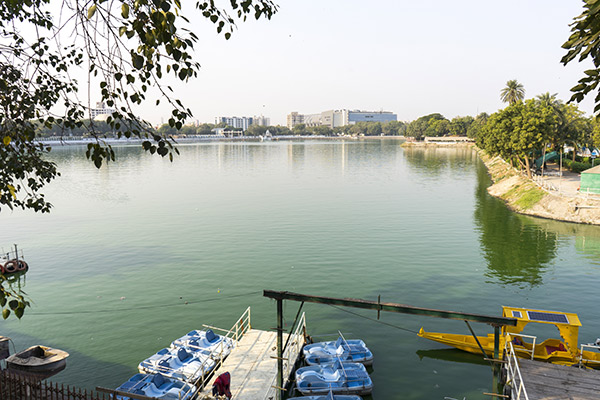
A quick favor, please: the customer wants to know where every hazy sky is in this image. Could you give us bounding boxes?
[110,1,596,125]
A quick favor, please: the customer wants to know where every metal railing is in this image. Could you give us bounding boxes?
[264,312,307,400]
[579,343,600,367]
[503,340,529,400]
[505,333,537,360]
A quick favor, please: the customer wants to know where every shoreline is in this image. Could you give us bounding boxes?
[37,135,407,146]
[478,150,600,225]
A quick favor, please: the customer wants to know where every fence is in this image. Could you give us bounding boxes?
[0,369,109,400]
[264,312,307,400]
[503,339,529,400]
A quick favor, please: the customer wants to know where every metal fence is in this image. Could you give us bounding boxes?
[0,369,109,400]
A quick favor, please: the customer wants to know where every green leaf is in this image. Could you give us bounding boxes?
[8,300,18,310]
[2,309,9,319]
[121,3,129,18]
[3,136,10,145]
[133,55,144,69]
[87,4,97,19]
[15,307,24,319]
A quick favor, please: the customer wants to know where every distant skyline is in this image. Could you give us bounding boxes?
[93,1,596,126]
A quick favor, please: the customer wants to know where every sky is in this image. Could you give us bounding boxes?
[99,1,596,125]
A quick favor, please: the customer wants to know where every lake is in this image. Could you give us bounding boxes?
[2,139,600,399]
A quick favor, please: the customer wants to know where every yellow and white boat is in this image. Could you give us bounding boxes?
[418,306,600,368]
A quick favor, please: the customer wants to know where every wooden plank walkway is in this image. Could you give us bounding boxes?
[198,329,297,400]
[518,358,600,399]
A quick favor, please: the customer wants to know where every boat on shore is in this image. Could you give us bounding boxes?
[6,345,69,376]
[418,306,600,368]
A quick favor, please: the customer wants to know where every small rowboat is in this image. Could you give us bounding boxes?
[6,345,69,377]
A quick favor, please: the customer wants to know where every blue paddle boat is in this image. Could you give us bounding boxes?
[295,360,373,396]
[288,390,362,400]
[303,336,373,366]
[115,373,197,400]
[171,329,234,360]
[138,346,215,382]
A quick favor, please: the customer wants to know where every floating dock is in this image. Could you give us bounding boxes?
[504,340,600,400]
[515,358,600,399]
[197,310,306,400]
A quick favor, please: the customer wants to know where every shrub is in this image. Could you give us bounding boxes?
[570,161,593,173]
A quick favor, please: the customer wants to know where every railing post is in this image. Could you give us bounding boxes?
[277,298,283,400]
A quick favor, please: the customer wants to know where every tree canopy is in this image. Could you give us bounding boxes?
[0,0,277,319]
[0,0,277,214]
[562,1,600,116]
[500,80,525,105]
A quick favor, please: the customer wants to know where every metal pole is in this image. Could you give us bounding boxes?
[277,298,283,400]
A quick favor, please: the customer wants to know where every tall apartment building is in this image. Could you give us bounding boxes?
[215,116,254,131]
[253,115,271,126]
[286,109,397,129]
[286,112,304,129]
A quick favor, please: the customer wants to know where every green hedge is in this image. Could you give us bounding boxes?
[570,161,593,173]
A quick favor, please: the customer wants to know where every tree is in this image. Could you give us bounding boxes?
[479,100,557,178]
[1,0,277,215]
[562,2,600,116]
[448,116,474,137]
[292,123,307,135]
[382,120,406,136]
[500,80,525,105]
[467,112,489,139]
[406,113,446,139]
[1,0,277,319]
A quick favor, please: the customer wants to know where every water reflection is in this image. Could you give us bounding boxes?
[522,218,600,265]
[474,162,557,287]
[403,146,477,176]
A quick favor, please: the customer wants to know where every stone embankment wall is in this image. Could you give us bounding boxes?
[479,151,600,225]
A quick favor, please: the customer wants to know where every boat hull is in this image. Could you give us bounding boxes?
[417,328,599,367]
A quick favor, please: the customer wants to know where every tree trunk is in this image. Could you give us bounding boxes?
[525,156,532,179]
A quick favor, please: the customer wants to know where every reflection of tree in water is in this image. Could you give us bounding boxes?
[403,147,477,176]
[474,162,557,288]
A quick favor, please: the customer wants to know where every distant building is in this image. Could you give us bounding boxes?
[286,112,304,129]
[216,116,253,131]
[90,101,115,120]
[253,115,271,126]
[286,109,397,129]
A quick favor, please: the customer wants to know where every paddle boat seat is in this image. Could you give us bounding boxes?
[171,329,235,360]
[138,347,215,382]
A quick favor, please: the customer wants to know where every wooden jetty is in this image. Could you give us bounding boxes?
[504,340,600,400]
[514,359,600,400]
[197,311,306,400]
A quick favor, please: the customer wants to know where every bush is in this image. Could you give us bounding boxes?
[563,158,572,169]
[570,161,593,173]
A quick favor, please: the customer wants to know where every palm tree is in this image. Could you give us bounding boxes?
[500,80,525,105]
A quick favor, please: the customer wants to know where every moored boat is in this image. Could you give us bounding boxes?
[1,245,28,274]
[138,346,215,381]
[295,360,373,396]
[6,345,69,376]
[418,306,600,368]
[115,373,196,400]
[303,335,373,366]
[170,328,234,360]
[288,390,362,400]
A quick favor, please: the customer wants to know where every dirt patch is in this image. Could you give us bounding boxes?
[479,151,600,225]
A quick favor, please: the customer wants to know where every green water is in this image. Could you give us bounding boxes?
[2,140,600,399]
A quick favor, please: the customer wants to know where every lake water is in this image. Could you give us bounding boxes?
[2,139,600,399]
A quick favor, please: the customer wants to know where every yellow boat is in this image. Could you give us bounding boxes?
[418,306,600,368]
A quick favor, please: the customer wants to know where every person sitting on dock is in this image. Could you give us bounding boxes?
[212,371,231,399]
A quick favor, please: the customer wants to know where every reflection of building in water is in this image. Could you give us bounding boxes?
[286,109,397,129]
